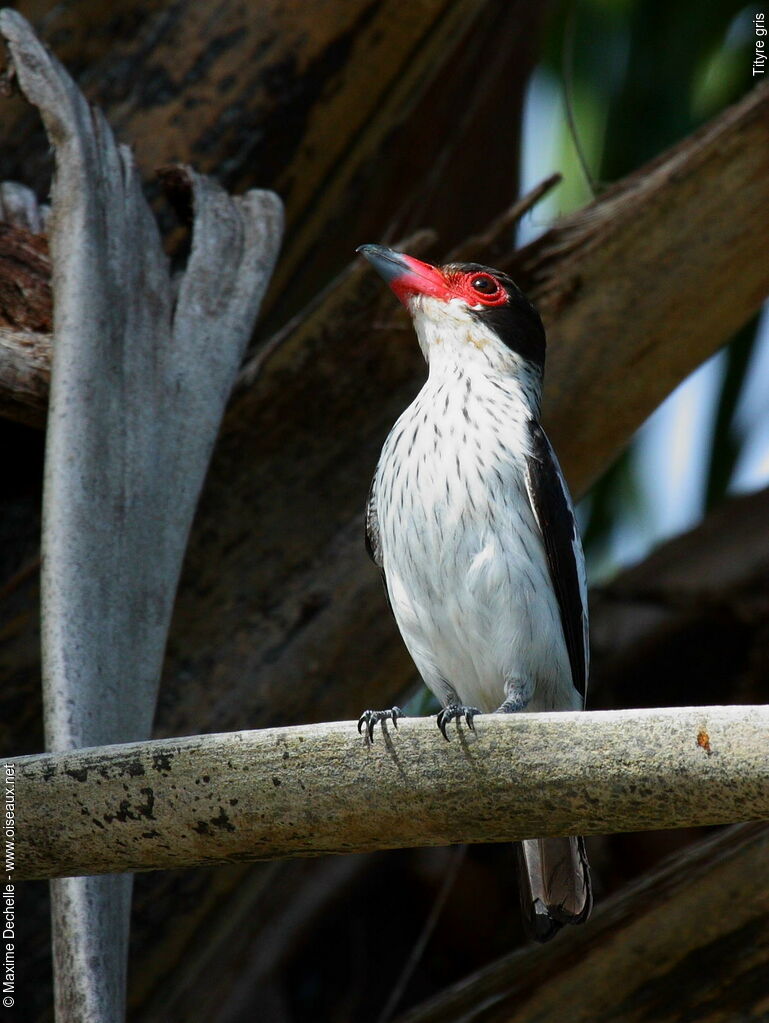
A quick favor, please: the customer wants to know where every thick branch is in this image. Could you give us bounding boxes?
[0,325,49,424]
[513,79,769,493]
[2,0,513,323]
[12,705,769,881]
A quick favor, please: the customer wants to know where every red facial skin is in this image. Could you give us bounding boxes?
[389,255,508,309]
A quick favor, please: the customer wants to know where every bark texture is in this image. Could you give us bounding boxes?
[0,0,537,324]
[511,78,769,492]
[590,485,769,711]
[11,705,769,880]
[1,9,282,1022]
[399,822,769,1023]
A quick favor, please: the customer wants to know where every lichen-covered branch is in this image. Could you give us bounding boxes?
[12,705,769,882]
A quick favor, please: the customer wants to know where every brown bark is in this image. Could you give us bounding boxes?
[590,486,769,712]
[2,0,538,324]
[0,222,50,330]
[0,184,51,421]
[0,326,50,424]
[398,822,769,1023]
[509,79,769,493]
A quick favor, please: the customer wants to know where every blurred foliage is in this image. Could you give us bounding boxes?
[704,315,761,511]
[535,0,762,576]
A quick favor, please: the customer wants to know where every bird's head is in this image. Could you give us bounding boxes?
[357,244,545,379]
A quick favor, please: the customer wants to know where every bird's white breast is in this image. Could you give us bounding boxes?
[375,363,576,714]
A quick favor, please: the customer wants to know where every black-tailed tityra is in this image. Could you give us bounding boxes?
[356,243,592,942]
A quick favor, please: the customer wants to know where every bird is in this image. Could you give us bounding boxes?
[356,243,592,942]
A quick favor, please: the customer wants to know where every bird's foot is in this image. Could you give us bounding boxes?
[357,706,404,742]
[436,704,480,741]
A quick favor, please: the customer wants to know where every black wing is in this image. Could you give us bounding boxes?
[365,474,395,617]
[364,475,383,569]
[524,421,589,701]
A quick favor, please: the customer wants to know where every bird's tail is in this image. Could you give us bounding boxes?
[516,836,592,943]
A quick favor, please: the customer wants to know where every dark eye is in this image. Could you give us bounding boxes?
[471,275,497,294]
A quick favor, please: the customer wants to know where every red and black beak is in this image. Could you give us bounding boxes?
[357,244,450,306]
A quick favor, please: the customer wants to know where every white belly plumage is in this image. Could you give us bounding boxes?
[375,370,578,714]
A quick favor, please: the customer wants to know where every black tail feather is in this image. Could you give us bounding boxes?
[516,836,592,943]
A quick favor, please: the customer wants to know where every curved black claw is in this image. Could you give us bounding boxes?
[436,704,481,741]
[357,706,404,742]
